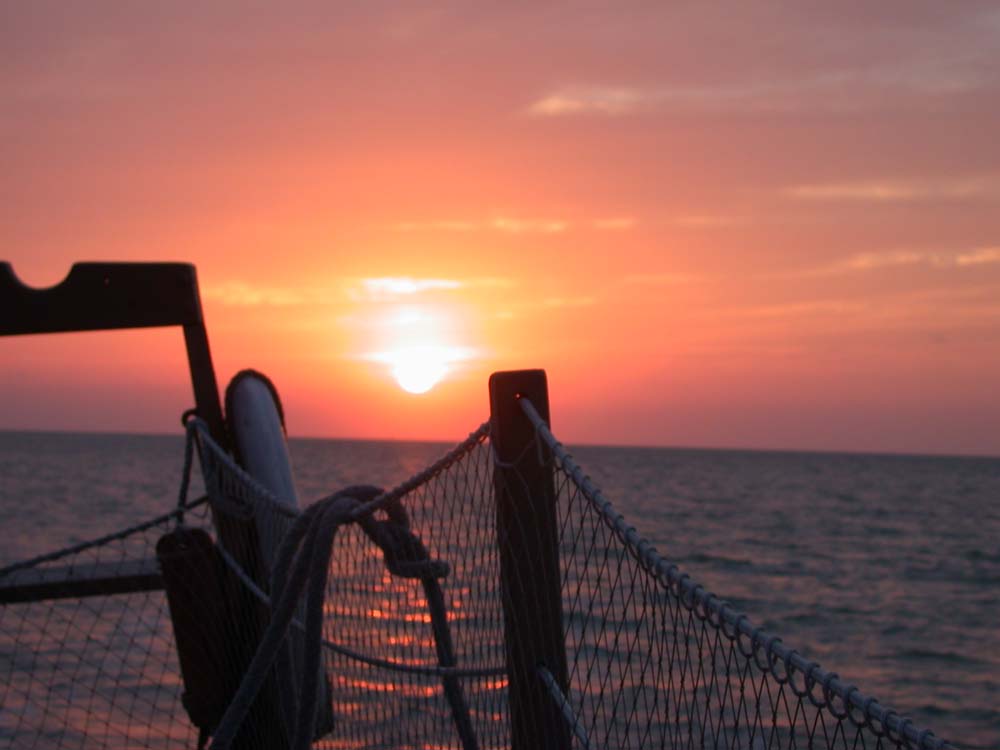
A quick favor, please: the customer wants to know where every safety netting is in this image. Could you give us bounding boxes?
[517,399,955,750]
[0,401,956,749]
[0,501,213,749]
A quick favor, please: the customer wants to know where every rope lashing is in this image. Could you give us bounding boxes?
[208,485,479,750]
[356,498,450,580]
[211,538,504,677]
[355,496,477,750]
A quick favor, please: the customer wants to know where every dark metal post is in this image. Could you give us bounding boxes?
[183,322,225,443]
[0,262,226,443]
[489,369,571,750]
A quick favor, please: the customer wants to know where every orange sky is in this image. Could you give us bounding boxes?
[2,3,999,455]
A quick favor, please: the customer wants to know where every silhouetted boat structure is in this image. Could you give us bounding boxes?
[0,263,957,749]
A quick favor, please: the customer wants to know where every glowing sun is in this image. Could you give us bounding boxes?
[390,346,451,394]
[362,305,475,395]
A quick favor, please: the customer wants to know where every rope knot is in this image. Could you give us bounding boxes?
[361,513,450,580]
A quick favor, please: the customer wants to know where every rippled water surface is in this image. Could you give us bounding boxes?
[1,431,997,748]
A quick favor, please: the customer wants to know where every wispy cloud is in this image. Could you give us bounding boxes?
[724,286,1000,332]
[361,277,462,296]
[526,54,996,119]
[671,214,741,228]
[392,220,478,232]
[490,217,567,234]
[526,80,838,117]
[956,247,1000,266]
[392,216,638,234]
[622,272,699,286]
[349,276,512,302]
[796,247,1000,277]
[204,281,319,307]
[528,87,647,116]
[542,296,597,308]
[592,217,637,230]
[358,345,478,365]
[840,251,930,271]
[735,300,867,319]
[391,217,569,234]
[784,176,1000,202]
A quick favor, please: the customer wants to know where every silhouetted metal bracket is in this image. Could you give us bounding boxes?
[0,262,225,441]
[0,263,292,747]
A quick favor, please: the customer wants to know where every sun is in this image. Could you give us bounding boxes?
[390,347,450,394]
[361,305,475,394]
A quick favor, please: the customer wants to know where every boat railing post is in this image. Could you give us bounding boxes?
[489,369,571,750]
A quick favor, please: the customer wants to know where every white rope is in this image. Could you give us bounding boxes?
[537,664,591,749]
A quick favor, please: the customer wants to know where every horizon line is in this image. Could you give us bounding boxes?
[0,426,997,462]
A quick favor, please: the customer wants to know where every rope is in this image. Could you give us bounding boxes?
[517,395,955,750]
[213,539,505,679]
[188,414,490,525]
[0,406,953,750]
[209,490,358,749]
[0,496,207,578]
[187,414,500,747]
[176,406,199,525]
[207,480,489,749]
[190,414,504,682]
[354,496,479,750]
[537,664,591,749]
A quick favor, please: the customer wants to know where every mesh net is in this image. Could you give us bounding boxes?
[519,398,954,750]
[0,502,214,749]
[0,403,956,750]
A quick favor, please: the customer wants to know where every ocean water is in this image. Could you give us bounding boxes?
[1,431,998,748]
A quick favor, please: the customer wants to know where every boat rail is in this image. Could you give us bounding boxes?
[0,374,956,749]
[0,263,958,749]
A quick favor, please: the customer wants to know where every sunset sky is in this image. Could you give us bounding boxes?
[2,3,999,455]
